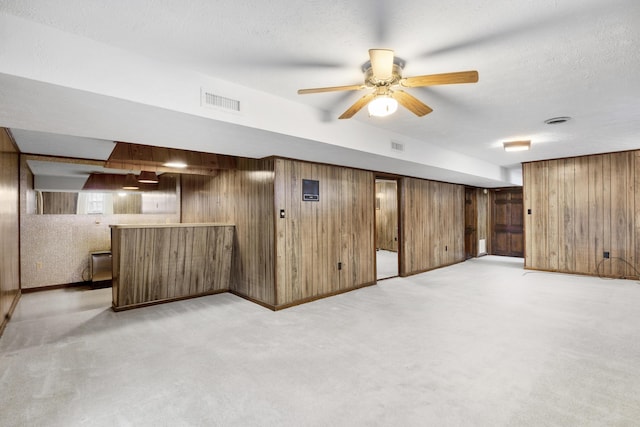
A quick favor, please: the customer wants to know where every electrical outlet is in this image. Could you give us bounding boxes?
[603,251,610,259]
[36,261,42,270]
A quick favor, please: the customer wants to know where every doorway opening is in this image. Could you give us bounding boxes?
[375,178,399,280]
[464,187,478,259]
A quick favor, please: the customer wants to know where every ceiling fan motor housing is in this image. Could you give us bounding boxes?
[364,63,404,87]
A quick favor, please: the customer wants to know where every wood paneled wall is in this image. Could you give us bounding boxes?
[523,151,638,278]
[113,193,142,214]
[41,192,78,214]
[181,159,276,305]
[111,224,234,310]
[140,174,179,214]
[0,128,21,337]
[375,180,398,252]
[274,159,375,307]
[400,178,465,275]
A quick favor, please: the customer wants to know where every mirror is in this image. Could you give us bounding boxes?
[25,156,180,215]
[36,187,178,215]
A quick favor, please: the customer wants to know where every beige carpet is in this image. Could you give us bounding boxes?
[376,249,398,279]
[2,256,640,426]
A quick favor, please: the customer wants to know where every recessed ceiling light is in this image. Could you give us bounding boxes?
[544,116,571,125]
[503,140,531,152]
[163,161,187,168]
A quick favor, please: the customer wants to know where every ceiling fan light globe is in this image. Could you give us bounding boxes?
[368,96,398,117]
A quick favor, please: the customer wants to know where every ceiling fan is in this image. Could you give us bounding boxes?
[298,49,478,119]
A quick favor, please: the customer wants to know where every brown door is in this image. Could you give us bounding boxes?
[491,188,524,257]
[464,187,477,259]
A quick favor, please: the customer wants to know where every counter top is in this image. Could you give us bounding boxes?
[109,223,234,229]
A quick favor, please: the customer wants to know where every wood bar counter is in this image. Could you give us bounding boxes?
[110,223,235,311]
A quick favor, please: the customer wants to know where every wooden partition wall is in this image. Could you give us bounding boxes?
[523,151,639,278]
[181,158,276,306]
[274,159,375,307]
[181,157,376,308]
[0,128,20,336]
[376,180,398,252]
[111,223,234,310]
[400,178,465,275]
[181,154,468,309]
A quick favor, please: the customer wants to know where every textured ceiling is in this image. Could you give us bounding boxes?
[1,0,639,187]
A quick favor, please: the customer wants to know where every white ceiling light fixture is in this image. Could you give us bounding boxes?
[163,161,187,168]
[503,140,531,152]
[368,95,398,117]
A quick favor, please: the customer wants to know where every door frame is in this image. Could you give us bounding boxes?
[489,187,524,257]
[374,174,402,279]
[464,187,478,259]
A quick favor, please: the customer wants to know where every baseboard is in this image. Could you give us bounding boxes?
[523,266,640,281]
[21,281,89,293]
[0,290,21,339]
[401,258,465,277]
[228,290,277,311]
[230,281,379,311]
[112,289,229,312]
[273,280,377,310]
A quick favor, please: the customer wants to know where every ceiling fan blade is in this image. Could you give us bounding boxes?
[369,49,394,81]
[298,84,366,95]
[400,70,479,87]
[391,90,433,117]
[339,93,377,119]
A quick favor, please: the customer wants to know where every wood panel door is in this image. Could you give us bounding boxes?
[491,188,524,257]
[464,187,477,259]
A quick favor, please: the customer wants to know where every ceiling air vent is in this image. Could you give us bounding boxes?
[391,141,405,152]
[201,88,241,113]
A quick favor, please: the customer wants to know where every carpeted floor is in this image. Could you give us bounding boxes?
[376,249,398,279]
[1,256,640,426]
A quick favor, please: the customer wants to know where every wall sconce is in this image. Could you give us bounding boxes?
[138,171,159,184]
[503,140,531,152]
[122,173,139,190]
